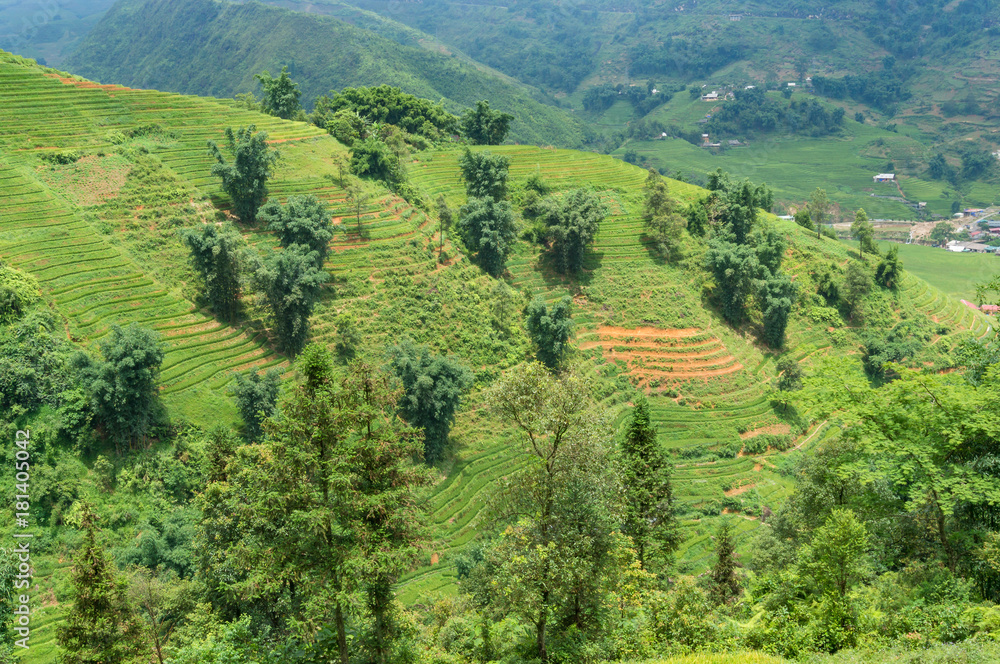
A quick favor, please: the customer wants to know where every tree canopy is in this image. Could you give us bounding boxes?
[208,125,280,225]
[258,194,333,269]
[314,84,458,139]
[461,100,514,145]
[253,245,330,355]
[542,188,608,273]
[181,223,243,323]
[254,66,301,120]
[388,338,473,464]
[525,295,573,369]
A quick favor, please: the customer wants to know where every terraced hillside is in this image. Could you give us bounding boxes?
[1,52,991,616]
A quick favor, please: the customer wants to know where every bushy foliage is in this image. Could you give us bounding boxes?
[208,125,280,225]
[707,87,845,137]
[457,196,517,278]
[181,223,243,323]
[541,188,607,273]
[258,194,333,269]
[0,262,40,325]
[253,245,330,355]
[524,296,573,369]
[314,84,459,139]
[461,100,514,145]
[388,338,473,464]
[350,135,404,186]
[231,368,281,442]
[254,65,301,120]
[88,324,165,450]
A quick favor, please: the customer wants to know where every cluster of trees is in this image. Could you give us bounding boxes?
[699,171,797,348]
[811,58,913,113]
[582,81,673,116]
[199,125,331,354]
[1,269,167,455]
[641,168,694,261]
[455,149,517,277]
[628,37,755,80]
[928,147,997,184]
[313,84,460,141]
[706,87,845,138]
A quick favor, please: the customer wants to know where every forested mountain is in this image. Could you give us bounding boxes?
[63,0,589,147]
[0,0,115,66]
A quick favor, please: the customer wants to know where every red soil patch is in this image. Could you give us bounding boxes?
[587,325,742,387]
[596,325,702,338]
[725,482,756,497]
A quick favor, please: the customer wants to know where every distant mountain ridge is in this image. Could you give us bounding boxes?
[63,0,589,148]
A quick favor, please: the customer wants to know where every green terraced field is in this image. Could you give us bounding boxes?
[1,52,990,628]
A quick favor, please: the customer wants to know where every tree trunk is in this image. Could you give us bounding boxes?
[537,590,549,664]
[335,602,348,664]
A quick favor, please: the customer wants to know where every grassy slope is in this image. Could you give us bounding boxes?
[61,0,587,148]
[0,52,993,642]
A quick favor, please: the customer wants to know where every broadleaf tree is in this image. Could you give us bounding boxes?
[181,223,243,323]
[388,338,473,464]
[208,125,280,225]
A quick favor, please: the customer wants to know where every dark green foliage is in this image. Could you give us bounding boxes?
[775,357,804,393]
[843,260,873,320]
[643,169,687,260]
[458,149,509,200]
[542,188,607,273]
[629,38,754,79]
[862,320,926,380]
[313,84,458,139]
[0,262,40,325]
[231,368,282,442]
[685,201,708,237]
[258,194,333,269]
[89,324,165,450]
[707,87,844,138]
[254,245,330,355]
[620,397,678,570]
[704,239,761,325]
[208,125,280,225]
[40,151,81,165]
[761,273,798,348]
[57,507,146,664]
[962,147,997,180]
[812,66,913,111]
[254,65,301,119]
[929,152,953,180]
[350,135,403,186]
[710,521,741,604]
[814,263,841,305]
[875,244,903,289]
[457,197,517,278]
[388,338,473,464]
[180,223,243,323]
[461,100,514,145]
[525,296,573,369]
[334,312,362,362]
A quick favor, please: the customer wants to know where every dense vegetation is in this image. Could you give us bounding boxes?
[2,50,1000,664]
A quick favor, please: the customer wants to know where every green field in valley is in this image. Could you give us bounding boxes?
[616,92,996,220]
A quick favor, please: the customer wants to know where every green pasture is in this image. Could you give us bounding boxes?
[874,241,1000,304]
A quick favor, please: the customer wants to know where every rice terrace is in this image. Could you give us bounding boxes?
[1,0,1000,658]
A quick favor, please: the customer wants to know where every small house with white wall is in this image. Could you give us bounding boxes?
[873,173,895,183]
